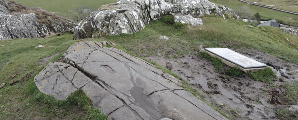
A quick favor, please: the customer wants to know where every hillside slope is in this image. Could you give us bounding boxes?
[0,0,298,119]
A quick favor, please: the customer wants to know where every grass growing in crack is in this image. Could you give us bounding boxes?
[248,68,276,83]
[227,107,243,119]
[276,107,297,120]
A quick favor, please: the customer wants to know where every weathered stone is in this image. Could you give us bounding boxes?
[0,0,74,40]
[159,35,169,40]
[174,14,203,27]
[74,0,239,39]
[34,41,228,120]
[0,82,5,88]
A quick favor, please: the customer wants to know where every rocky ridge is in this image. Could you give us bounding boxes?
[74,0,239,39]
[0,0,74,40]
[34,41,227,120]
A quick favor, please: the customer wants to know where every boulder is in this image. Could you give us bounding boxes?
[74,0,239,39]
[34,41,228,120]
[174,14,203,27]
[0,0,74,40]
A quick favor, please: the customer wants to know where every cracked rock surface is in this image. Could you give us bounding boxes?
[74,0,239,39]
[0,0,74,40]
[35,41,227,120]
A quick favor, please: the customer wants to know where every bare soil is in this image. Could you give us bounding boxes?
[146,48,298,120]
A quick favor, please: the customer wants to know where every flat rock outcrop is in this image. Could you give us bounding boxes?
[0,0,74,40]
[34,41,227,120]
[74,0,239,39]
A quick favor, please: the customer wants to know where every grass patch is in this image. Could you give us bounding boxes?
[209,0,298,26]
[245,0,298,13]
[281,81,298,105]
[0,34,106,119]
[248,68,276,83]
[276,107,297,120]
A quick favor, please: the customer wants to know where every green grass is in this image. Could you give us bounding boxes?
[282,81,298,105]
[248,68,276,83]
[276,107,297,120]
[0,34,107,119]
[245,0,298,13]
[209,0,298,26]
[12,0,117,19]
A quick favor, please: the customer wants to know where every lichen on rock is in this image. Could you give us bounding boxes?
[73,0,239,39]
[0,0,74,40]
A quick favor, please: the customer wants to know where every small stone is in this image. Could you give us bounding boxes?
[10,79,19,85]
[35,45,44,48]
[0,83,5,89]
[101,41,107,46]
[159,36,169,40]
[160,118,172,120]
[166,62,172,70]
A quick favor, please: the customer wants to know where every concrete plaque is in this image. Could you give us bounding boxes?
[205,48,267,69]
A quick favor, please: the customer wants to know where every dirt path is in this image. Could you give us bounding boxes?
[146,48,298,120]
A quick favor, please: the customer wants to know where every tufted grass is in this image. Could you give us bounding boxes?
[282,81,298,105]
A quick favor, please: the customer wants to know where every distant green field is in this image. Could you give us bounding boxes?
[12,0,117,19]
[246,0,298,13]
[209,0,298,26]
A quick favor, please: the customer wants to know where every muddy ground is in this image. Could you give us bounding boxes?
[146,48,298,120]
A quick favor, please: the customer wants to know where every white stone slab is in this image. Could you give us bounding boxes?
[205,48,267,69]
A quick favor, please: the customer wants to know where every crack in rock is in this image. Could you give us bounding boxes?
[34,41,227,120]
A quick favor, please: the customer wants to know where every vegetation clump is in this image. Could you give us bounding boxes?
[281,81,298,105]
[198,52,244,77]
[276,107,297,120]
[248,67,276,83]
